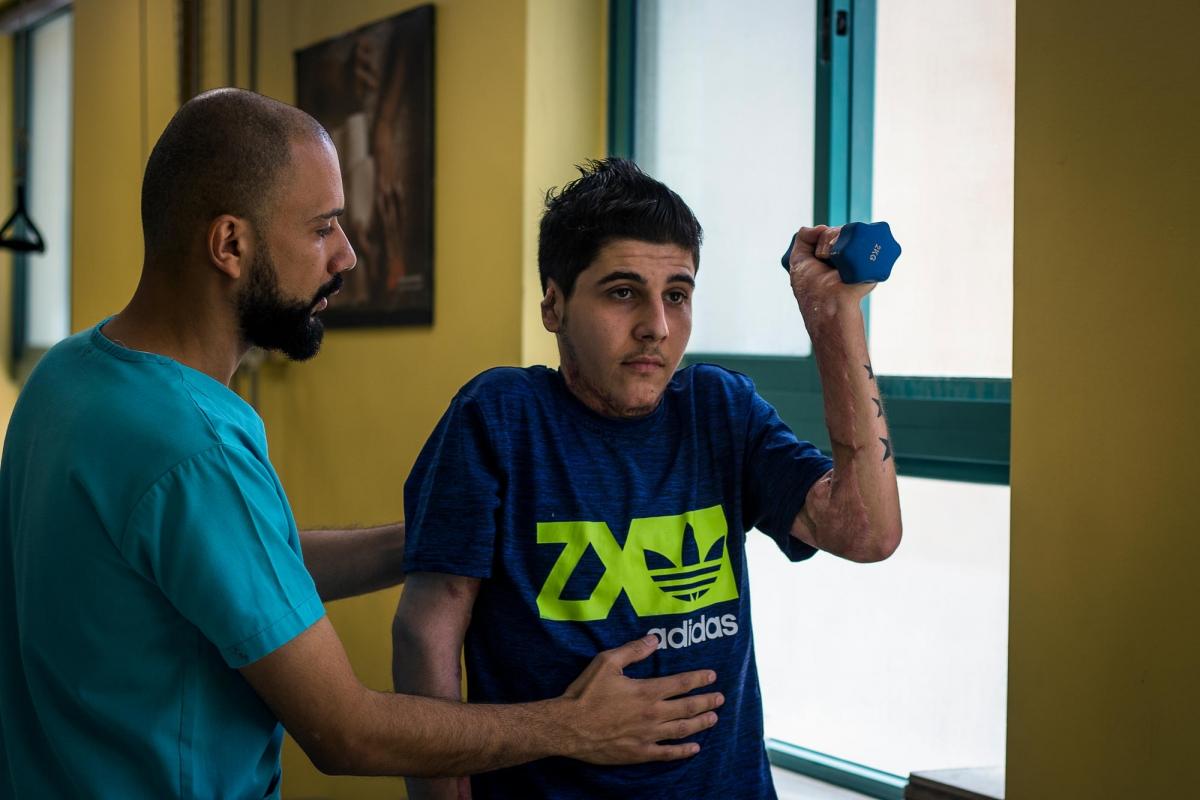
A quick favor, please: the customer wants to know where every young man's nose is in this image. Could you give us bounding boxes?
[634,298,669,342]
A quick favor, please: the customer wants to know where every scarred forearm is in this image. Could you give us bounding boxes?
[798,301,902,561]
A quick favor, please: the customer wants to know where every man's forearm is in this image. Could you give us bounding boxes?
[245,618,719,780]
[328,691,568,777]
[802,301,902,561]
[301,523,405,602]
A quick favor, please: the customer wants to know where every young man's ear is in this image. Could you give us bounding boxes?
[206,214,253,281]
[541,280,566,333]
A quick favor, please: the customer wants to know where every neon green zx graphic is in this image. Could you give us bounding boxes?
[535,504,738,621]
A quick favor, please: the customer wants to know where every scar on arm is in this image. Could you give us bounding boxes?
[797,504,818,539]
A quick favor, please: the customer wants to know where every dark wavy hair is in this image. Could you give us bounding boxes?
[537,158,703,297]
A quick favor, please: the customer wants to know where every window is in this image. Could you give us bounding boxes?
[869,0,1013,378]
[8,7,73,381]
[614,0,1013,795]
[630,0,816,357]
[752,476,1009,774]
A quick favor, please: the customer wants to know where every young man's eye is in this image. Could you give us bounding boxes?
[610,287,634,300]
[317,225,333,238]
[667,290,689,304]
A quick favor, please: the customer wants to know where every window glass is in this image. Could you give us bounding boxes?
[635,0,817,357]
[25,11,73,351]
[869,0,1014,378]
[752,476,1009,774]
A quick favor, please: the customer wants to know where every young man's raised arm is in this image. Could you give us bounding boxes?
[785,225,903,563]
[241,611,723,778]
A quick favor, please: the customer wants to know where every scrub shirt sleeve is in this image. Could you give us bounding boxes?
[119,444,324,668]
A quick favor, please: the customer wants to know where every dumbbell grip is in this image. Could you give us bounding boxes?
[780,221,900,284]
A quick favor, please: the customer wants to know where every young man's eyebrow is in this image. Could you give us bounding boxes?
[595,270,696,287]
[596,270,647,286]
[308,208,344,223]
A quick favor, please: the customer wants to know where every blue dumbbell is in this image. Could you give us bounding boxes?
[780,221,901,284]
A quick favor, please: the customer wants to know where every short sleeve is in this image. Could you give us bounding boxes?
[403,394,502,578]
[120,445,324,668]
[743,390,834,562]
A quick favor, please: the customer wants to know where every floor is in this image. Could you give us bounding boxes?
[772,767,876,800]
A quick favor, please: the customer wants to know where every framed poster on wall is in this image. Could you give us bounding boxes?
[295,4,434,326]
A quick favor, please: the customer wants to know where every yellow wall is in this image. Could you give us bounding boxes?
[1008,1,1200,797]
[72,0,177,329]
[520,0,606,366]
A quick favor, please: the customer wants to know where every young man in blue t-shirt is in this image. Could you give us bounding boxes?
[396,159,903,799]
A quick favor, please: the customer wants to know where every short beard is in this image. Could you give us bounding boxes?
[236,243,341,361]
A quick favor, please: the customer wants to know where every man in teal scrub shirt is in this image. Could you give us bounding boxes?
[0,89,722,798]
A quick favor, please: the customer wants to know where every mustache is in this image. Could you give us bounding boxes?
[621,349,665,363]
[311,273,344,307]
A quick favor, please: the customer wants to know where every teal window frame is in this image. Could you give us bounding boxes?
[609,1,1012,796]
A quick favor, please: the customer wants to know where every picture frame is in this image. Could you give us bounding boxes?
[295,4,435,327]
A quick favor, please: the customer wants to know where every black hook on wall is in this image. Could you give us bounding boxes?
[0,183,45,254]
[1,3,51,256]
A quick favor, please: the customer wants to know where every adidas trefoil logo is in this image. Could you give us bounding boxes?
[643,523,726,603]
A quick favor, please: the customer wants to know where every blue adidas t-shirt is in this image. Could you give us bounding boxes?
[404,364,833,799]
[0,322,324,798]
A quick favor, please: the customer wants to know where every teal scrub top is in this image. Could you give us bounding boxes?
[0,322,325,798]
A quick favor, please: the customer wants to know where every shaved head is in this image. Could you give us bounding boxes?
[140,88,331,261]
